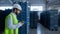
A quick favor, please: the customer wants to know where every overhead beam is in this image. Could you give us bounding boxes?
[47,0,60,6]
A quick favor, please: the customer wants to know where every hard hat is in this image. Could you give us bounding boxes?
[13,4,22,10]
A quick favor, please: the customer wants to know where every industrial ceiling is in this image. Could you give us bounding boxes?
[0,0,60,6]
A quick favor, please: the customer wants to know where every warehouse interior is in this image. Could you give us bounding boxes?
[0,0,60,34]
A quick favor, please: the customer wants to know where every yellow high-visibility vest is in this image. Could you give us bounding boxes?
[4,13,18,34]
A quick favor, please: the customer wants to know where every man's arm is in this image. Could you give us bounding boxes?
[8,16,24,29]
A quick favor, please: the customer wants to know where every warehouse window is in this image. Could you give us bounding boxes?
[30,6,43,11]
[0,6,13,10]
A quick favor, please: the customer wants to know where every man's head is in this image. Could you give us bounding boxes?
[13,4,22,15]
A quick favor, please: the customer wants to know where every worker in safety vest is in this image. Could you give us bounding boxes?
[4,4,24,34]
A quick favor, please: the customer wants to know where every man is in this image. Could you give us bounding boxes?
[4,4,24,34]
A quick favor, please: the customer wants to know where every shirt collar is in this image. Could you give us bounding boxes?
[11,12,17,17]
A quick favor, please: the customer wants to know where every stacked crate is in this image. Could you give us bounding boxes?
[58,12,60,26]
[40,10,58,31]
[18,2,27,34]
[48,10,58,31]
[30,11,38,29]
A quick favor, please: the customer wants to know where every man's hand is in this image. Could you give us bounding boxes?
[19,21,24,26]
[21,21,24,23]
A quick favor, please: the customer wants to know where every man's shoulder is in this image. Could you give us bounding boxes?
[6,13,12,18]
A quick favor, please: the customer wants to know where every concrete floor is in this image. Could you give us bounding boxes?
[37,23,60,34]
[29,29,37,34]
[29,23,60,34]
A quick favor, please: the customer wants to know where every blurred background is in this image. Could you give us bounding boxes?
[0,0,60,34]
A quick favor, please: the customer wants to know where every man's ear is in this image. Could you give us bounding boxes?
[15,9,17,12]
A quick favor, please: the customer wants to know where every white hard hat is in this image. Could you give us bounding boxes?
[13,4,22,10]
